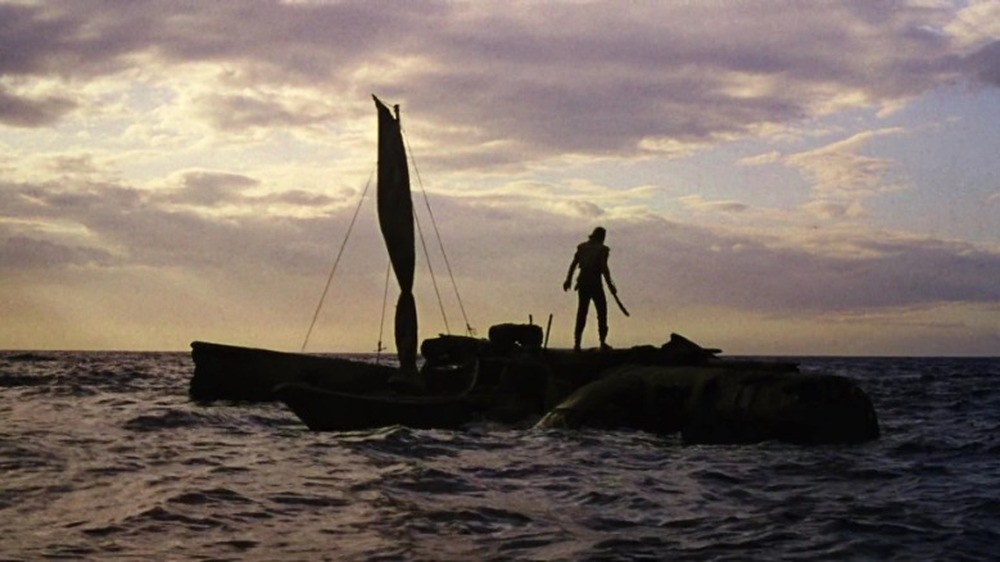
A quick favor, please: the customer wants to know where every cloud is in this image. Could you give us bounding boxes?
[742,128,908,220]
[801,200,866,220]
[0,171,355,276]
[3,163,999,352]
[5,159,997,316]
[3,1,995,165]
[2,1,998,352]
[0,235,116,269]
[621,218,1000,316]
[0,86,77,127]
[965,40,1000,87]
[678,195,750,214]
[197,93,335,132]
[154,170,348,221]
[161,171,260,206]
[946,1,1000,52]
[739,151,783,166]
[786,128,906,196]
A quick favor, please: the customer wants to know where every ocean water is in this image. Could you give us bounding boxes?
[1,351,997,561]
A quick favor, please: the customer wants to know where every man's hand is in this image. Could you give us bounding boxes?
[563,279,571,292]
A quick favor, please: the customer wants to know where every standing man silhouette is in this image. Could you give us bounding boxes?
[563,227,616,351]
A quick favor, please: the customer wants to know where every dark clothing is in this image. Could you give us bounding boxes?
[575,284,608,346]
[565,239,613,348]
[573,240,609,292]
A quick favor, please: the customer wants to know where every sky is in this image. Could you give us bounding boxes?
[1,0,999,355]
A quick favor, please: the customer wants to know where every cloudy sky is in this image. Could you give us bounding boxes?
[2,0,999,355]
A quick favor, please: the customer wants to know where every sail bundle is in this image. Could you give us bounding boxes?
[374,96,418,373]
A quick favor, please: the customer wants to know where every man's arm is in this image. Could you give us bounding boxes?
[563,255,579,291]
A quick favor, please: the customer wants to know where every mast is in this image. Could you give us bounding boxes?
[373,96,418,373]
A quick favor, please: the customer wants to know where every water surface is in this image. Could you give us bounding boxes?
[1,352,997,560]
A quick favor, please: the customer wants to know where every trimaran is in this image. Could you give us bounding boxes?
[188,96,880,444]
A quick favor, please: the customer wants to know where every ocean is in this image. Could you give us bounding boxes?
[1,351,997,561]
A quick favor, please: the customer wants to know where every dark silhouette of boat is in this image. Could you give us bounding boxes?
[189,97,879,444]
[189,340,396,402]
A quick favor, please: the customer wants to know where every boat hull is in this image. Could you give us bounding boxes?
[535,364,880,444]
[189,341,395,402]
[190,332,880,445]
[274,382,475,431]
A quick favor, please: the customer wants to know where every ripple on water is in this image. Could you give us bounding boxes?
[1,353,999,560]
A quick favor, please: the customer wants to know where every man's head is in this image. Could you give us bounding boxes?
[589,226,606,243]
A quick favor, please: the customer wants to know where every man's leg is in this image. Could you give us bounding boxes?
[594,288,609,348]
[574,291,591,350]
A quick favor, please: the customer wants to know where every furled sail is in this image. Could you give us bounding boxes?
[373,96,418,373]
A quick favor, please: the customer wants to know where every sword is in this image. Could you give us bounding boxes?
[611,289,630,317]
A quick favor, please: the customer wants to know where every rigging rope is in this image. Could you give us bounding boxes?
[375,259,391,362]
[414,210,451,334]
[402,130,476,336]
[300,169,374,352]
[303,125,475,353]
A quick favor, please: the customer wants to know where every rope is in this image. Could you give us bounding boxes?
[301,169,374,352]
[414,210,450,334]
[402,129,476,336]
[375,259,391,362]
